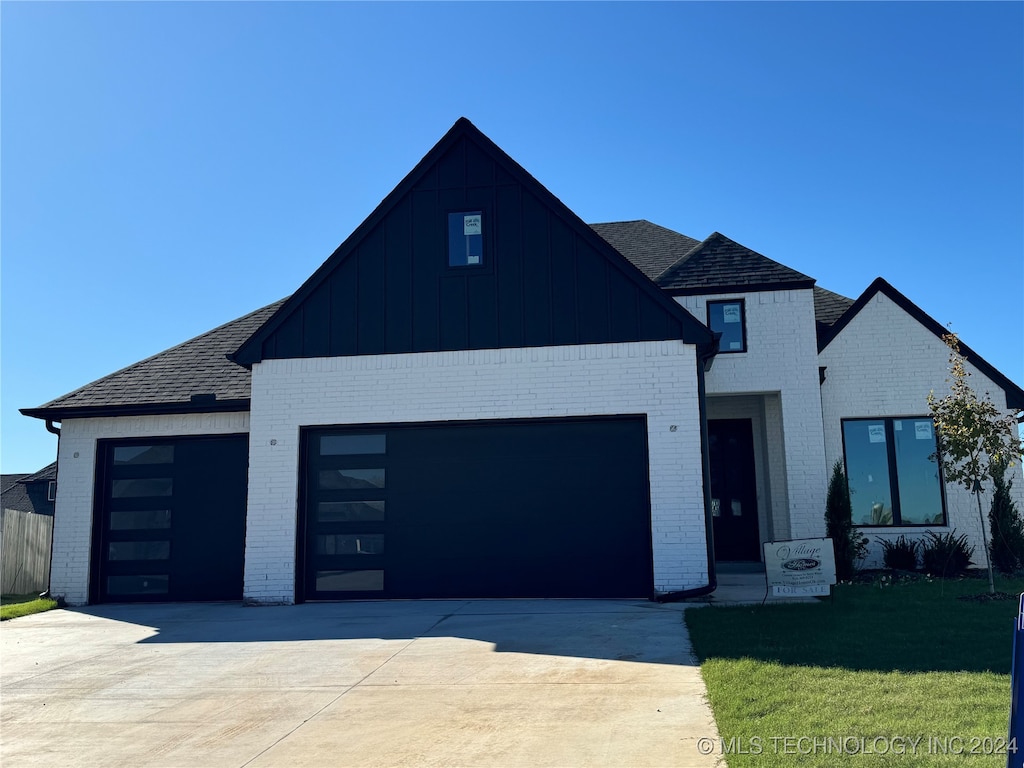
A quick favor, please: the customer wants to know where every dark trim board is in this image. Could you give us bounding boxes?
[298,414,655,601]
[819,277,1024,410]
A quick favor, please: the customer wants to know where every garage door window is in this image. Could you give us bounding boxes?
[318,468,386,490]
[317,500,386,522]
[304,430,389,598]
[94,436,248,603]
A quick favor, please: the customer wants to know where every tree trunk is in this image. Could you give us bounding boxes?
[976,485,995,595]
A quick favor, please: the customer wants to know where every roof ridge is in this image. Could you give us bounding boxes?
[819,278,1024,409]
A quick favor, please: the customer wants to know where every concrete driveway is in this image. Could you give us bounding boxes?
[2,600,721,768]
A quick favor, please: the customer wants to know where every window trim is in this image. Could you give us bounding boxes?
[841,416,948,527]
[706,299,747,354]
[446,209,488,270]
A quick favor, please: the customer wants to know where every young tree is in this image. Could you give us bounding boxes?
[927,333,1024,593]
[989,461,1024,575]
[825,460,866,581]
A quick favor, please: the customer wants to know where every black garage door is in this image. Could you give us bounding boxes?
[91,435,248,603]
[300,417,653,600]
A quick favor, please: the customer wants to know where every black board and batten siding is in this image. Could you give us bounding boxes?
[236,120,711,365]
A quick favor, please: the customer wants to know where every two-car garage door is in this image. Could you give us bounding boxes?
[92,417,654,603]
[300,416,654,600]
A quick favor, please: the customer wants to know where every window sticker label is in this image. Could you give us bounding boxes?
[915,421,932,440]
[722,304,741,323]
[463,214,482,236]
[729,341,742,350]
[868,425,886,443]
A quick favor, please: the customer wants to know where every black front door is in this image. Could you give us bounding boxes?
[709,419,760,561]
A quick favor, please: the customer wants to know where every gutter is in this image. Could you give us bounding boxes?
[652,338,719,603]
[45,420,61,436]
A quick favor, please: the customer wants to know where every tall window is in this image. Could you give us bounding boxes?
[707,300,746,353]
[842,417,946,526]
[448,211,484,267]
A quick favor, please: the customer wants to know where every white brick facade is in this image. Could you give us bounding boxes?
[678,289,829,547]
[819,291,1024,567]
[50,412,250,605]
[246,341,707,604]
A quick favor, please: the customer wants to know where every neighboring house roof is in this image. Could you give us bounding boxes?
[589,220,701,282]
[2,463,57,515]
[819,277,1024,411]
[21,301,284,420]
[2,474,30,495]
[656,232,816,295]
[20,463,57,483]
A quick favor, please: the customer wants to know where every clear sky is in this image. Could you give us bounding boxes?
[2,1,1022,473]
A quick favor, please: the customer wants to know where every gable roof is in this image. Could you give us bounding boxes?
[2,463,56,515]
[20,463,57,484]
[656,232,815,295]
[820,277,1024,410]
[21,300,284,420]
[813,285,855,345]
[589,220,701,281]
[231,118,712,364]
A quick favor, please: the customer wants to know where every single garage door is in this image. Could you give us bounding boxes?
[300,416,653,600]
[91,435,248,603]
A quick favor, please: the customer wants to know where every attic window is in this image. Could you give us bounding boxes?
[708,299,747,353]
[448,211,484,267]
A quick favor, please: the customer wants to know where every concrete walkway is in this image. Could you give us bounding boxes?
[2,600,722,768]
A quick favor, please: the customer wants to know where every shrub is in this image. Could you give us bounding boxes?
[825,461,868,580]
[989,463,1024,575]
[921,530,974,578]
[878,535,920,571]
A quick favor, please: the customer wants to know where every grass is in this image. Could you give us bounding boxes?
[685,575,1024,767]
[1,593,59,621]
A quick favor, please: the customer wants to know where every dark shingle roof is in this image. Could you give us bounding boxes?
[656,232,815,294]
[2,474,30,494]
[589,220,701,281]
[21,463,57,484]
[813,286,855,327]
[1,478,32,513]
[22,301,285,420]
[2,464,56,515]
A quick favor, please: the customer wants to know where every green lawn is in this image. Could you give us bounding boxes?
[1,593,59,621]
[685,576,1024,767]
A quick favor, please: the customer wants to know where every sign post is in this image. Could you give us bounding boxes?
[763,538,837,600]
[1008,594,1024,768]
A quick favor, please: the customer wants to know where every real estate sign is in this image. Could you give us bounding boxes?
[763,537,837,597]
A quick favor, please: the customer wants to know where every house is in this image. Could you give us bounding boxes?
[21,119,1024,606]
[2,463,57,517]
[2,463,57,594]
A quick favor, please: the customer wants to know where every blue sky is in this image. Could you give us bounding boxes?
[2,2,1022,473]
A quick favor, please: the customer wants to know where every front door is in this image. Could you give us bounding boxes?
[709,419,760,561]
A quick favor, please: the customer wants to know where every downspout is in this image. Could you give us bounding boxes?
[42,420,60,599]
[654,338,720,602]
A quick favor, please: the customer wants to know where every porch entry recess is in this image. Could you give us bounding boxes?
[709,418,760,561]
[300,416,655,600]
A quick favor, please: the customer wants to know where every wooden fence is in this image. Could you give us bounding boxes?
[1,508,53,595]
